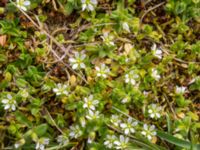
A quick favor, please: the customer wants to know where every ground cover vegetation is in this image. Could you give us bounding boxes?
[0,0,200,149]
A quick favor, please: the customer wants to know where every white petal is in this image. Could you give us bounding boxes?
[90,0,97,5]
[24,1,30,6]
[11,105,16,111]
[20,6,27,11]
[102,74,107,78]
[124,129,129,135]
[35,143,40,149]
[141,131,146,135]
[114,141,120,146]
[147,135,152,140]
[2,99,9,104]
[72,64,78,69]
[80,63,86,69]
[150,114,155,118]
[95,66,100,71]
[88,4,94,11]
[143,124,148,130]
[4,104,10,110]
[82,4,87,11]
[120,123,127,128]
[69,58,76,63]
[53,88,58,92]
[7,94,12,99]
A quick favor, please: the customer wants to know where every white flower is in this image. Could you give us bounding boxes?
[81,0,98,11]
[110,115,121,127]
[125,70,139,85]
[35,138,49,150]
[69,51,86,70]
[114,135,129,149]
[122,22,130,33]
[104,134,117,149]
[151,68,160,81]
[141,124,156,141]
[86,109,100,120]
[16,0,30,11]
[101,32,115,46]
[83,95,99,110]
[57,135,69,145]
[95,64,110,78]
[69,125,82,139]
[121,96,129,104]
[53,83,69,96]
[1,94,17,111]
[120,117,138,135]
[151,43,162,59]
[176,86,186,94]
[148,104,162,119]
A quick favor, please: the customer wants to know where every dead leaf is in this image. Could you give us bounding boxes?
[124,43,133,55]
[0,35,7,47]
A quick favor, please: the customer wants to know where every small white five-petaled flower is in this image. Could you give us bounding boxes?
[122,22,130,33]
[151,43,162,59]
[86,109,100,120]
[1,94,17,111]
[110,115,121,127]
[69,51,86,70]
[95,64,110,78]
[125,70,139,85]
[151,68,161,81]
[35,138,50,150]
[83,95,99,110]
[148,104,162,119]
[69,125,83,139]
[57,135,69,145]
[16,0,31,11]
[141,124,157,141]
[175,86,186,94]
[120,117,138,135]
[101,32,115,46]
[114,135,129,149]
[104,134,117,149]
[81,0,98,11]
[53,83,69,96]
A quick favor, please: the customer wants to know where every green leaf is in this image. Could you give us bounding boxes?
[33,124,48,137]
[157,130,200,150]
[15,111,32,128]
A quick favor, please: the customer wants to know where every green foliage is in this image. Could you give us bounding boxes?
[0,0,199,150]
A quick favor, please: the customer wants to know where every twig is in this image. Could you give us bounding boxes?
[140,2,166,24]
[10,0,88,84]
[44,107,64,135]
[163,93,177,119]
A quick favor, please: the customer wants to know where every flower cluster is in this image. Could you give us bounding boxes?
[1,94,17,111]
[69,51,86,70]
[104,135,129,149]
[120,117,138,135]
[53,83,69,96]
[125,70,139,85]
[141,124,157,140]
[95,64,110,78]
[147,104,162,119]
[101,32,115,46]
